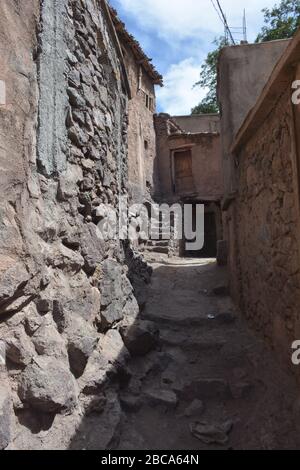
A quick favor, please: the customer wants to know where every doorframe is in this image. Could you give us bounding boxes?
[170,145,194,194]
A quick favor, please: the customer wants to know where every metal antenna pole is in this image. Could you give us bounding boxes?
[216,0,236,45]
[243,9,247,42]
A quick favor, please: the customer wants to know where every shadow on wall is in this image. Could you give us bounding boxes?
[66,246,155,450]
[67,259,229,450]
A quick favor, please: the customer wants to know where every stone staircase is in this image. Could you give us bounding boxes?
[139,215,177,257]
[116,258,300,450]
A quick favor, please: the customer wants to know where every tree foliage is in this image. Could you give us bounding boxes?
[192,0,300,115]
[191,37,226,115]
[256,0,300,42]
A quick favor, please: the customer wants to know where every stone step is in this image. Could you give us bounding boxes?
[142,246,169,255]
[159,328,226,352]
[146,240,169,248]
[173,378,232,401]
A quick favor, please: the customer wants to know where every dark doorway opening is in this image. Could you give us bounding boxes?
[183,204,217,258]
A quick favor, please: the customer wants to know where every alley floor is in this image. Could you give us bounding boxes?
[117,257,300,450]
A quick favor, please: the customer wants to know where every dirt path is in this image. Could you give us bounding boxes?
[118,258,300,450]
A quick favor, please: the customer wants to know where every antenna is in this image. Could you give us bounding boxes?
[215,0,236,45]
[210,1,248,45]
[243,9,248,43]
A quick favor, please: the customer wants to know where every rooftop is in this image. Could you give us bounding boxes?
[108,6,163,86]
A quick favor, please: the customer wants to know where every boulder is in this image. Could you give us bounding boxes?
[19,357,78,413]
[99,329,130,370]
[101,301,124,330]
[100,259,124,308]
[119,320,159,357]
[31,316,68,361]
[5,327,36,367]
[0,260,30,309]
[64,315,99,378]
[78,351,110,395]
[80,223,106,275]
[190,420,233,445]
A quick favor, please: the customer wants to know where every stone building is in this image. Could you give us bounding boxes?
[154,113,223,258]
[0,0,153,450]
[109,7,163,204]
[219,31,300,368]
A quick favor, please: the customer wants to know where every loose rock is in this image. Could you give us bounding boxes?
[190,420,233,445]
[19,357,78,413]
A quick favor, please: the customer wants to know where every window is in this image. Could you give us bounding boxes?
[145,94,149,109]
[144,93,154,111]
[144,140,149,150]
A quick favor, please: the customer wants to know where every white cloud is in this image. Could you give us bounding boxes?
[114,0,277,43]
[112,0,280,114]
[156,58,207,115]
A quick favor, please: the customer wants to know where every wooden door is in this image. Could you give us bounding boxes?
[174,150,194,193]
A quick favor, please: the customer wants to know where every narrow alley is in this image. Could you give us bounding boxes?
[1,0,300,453]
[117,256,300,450]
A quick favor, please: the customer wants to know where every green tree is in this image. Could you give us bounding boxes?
[256,0,300,42]
[191,37,226,115]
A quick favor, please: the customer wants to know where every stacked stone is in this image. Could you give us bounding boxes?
[0,0,154,450]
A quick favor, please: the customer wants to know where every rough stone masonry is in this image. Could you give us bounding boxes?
[0,0,152,449]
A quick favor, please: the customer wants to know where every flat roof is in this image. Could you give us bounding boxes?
[231,31,300,154]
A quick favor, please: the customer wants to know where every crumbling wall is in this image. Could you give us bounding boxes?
[0,0,144,450]
[230,87,300,365]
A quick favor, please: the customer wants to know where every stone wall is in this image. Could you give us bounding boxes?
[0,0,146,450]
[227,78,300,368]
[124,46,158,204]
[220,30,300,370]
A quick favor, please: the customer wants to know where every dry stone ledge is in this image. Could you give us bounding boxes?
[18,356,78,413]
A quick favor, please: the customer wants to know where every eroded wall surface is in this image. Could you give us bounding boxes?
[0,0,149,450]
[229,87,300,365]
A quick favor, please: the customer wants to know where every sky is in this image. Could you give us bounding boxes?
[109,0,278,115]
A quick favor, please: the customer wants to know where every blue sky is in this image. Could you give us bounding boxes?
[110,0,278,115]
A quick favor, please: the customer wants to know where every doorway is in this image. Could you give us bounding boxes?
[173,149,194,194]
[183,204,217,258]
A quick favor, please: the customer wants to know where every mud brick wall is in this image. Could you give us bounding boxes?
[229,87,300,365]
[124,45,158,203]
[0,0,147,450]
